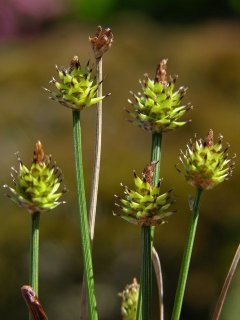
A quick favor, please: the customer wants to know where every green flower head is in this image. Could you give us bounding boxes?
[3,141,66,214]
[119,278,139,320]
[45,56,109,111]
[177,129,235,190]
[127,59,192,133]
[114,162,174,226]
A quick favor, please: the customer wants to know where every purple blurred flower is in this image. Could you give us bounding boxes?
[0,0,66,41]
[12,0,65,19]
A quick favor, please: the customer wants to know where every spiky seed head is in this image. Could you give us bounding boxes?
[89,25,113,59]
[119,278,139,320]
[127,59,192,133]
[3,141,66,214]
[45,56,109,111]
[114,163,174,226]
[177,129,235,190]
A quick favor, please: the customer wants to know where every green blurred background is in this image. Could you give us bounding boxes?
[0,0,240,319]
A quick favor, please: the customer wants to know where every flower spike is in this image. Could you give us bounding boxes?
[114,162,174,226]
[3,141,66,213]
[127,59,192,133]
[45,56,110,111]
[177,129,235,190]
[119,278,139,320]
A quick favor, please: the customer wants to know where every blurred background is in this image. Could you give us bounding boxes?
[0,0,240,319]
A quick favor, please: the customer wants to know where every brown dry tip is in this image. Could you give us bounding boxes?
[155,59,168,85]
[70,56,80,71]
[89,26,113,59]
[204,129,214,148]
[33,141,45,165]
[142,161,158,184]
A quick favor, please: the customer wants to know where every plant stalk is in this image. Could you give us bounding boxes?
[152,247,164,320]
[80,57,103,320]
[29,211,40,320]
[171,188,203,320]
[137,132,162,320]
[141,225,153,320]
[151,132,162,184]
[30,211,40,295]
[89,56,103,241]
[212,244,240,320]
[72,110,98,320]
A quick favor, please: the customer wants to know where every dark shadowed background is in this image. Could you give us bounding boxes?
[0,1,240,319]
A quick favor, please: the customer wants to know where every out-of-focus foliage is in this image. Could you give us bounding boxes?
[1,0,240,40]
[0,3,240,320]
[74,0,240,21]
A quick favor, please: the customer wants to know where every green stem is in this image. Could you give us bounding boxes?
[29,212,40,320]
[89,56,102,241]
[30,212,40,295]
[171,188,203,320]
[136,132,162,320]
[80,56,103,320]
[151,132,162,185]
[150,132,162,245]
[141,226,153,320]
[72,110,98,320]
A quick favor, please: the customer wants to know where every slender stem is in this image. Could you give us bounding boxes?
[30,212,40,295]
[89,56,103,241]
[141,226,153,320]
[150,132,162,243]
[72,110,98,320]
[171,188,203,320]
[152,247,164,320]
[136,285,142,320]
[80,57,103,320]
[137,132,162,320]
[151,132,162,184]
[212,244,240,320]
[151,133,163,318]
[29,212,40,320]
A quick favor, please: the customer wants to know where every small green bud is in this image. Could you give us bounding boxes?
[3,141,66,214]
[45,56,109,111]
[114,162,174,226]
[119,278,139,320]
[127,59,192,133]
[177,129,235,190]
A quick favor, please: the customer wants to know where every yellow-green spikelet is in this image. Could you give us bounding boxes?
[3,141,66,213]
[177,129,235,190]
[45,56,108,111]
[114,163,174,226]
[127,59,192,133]
[119,278,139,320]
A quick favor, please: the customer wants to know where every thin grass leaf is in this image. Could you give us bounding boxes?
[152,247,164,320]
[212,244,240,320]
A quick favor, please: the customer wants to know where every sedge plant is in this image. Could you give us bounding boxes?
[3,142,65,319]
[2,25,239,320]
[81,26,113,319]
[118,59,192,320]
[44,26,113,319]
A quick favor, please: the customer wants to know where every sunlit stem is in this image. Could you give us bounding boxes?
[72,110,98,320]
[171,188,203,320]
[29,211,40,320]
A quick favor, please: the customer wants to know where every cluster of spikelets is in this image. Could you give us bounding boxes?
[177,129,235,190]
[3,142,66,214]
[127,59,192,133]
[45,56,109,111]
[119,278,139,320]
[114,162,174,226]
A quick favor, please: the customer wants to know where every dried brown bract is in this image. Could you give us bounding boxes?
[89,26,113,59]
